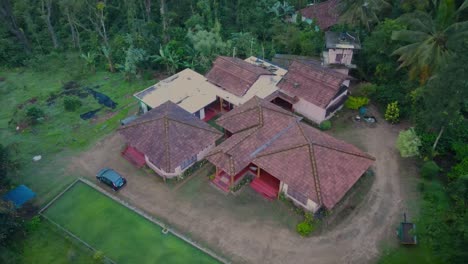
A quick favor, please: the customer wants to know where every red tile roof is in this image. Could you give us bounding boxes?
[206,97,374,209]
[299,0,340,30]
[119,101,222,173]
[205,56,274,97]
[277,60,349,108]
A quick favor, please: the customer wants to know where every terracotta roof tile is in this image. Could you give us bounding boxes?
[206,97,374,209]
[119,101,222,173]
[299,0,340,30]
[205,56,274,97]
[277,60,349,108]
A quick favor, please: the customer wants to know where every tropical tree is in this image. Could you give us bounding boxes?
[392,0,468,83]
[80,52,97,73]
[416,40,468,152]
[268,1,295,19]
[396,128,422,157]
[152,45,182,75]
[338,0,392,30]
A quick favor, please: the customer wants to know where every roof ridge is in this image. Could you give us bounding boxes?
[299,123,374,160]
[256,97,264,126]
[118,116,165,130]
[211,63,257,89]
[307,143,323,206]
[217,104,258,122]
[249,118,301,158]
[311,142,376,161]
[164,115,171,172]
[219,56,273,76]
[253,143,309,158]
[167,117,222,135]
[260,103,296,118]
[297,122,323,205]
[224,127,260,155]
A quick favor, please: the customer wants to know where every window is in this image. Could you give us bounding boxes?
[181,155,197,170]
[335,53,343,63]
[287,187,308,205]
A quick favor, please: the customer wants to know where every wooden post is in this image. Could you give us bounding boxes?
[277,182,282,199]
[257,167,260,178]
[215,166,219,178]
[220,97,224,112]
[230,175,234,186]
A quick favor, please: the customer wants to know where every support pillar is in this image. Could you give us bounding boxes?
[220,97,224,112]
[230,175,234,185]
[257,167,261,178]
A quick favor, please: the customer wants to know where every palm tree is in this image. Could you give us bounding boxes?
[391,0,468,83]
[80,52,97,73]
[338,0,392,30]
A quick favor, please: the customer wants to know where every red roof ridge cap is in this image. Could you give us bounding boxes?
[167,117,223,135]
[118,116,165,130]
[311,142,376,161]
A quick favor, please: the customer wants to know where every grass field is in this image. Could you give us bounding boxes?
[20,222,95,264]
[0,221,94,264]
[0,55,154,204]
[43,181,219,264]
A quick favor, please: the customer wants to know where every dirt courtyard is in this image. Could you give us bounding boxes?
[68,109,418,264]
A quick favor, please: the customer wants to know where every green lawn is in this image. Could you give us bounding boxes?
[0,221,94,264]
[20,222,94,264]
[43,181,219,264]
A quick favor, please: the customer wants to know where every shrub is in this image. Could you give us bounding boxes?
[345,96,370,110]
[384,101,400,123]
[421,161,440,179]
[26,107,45,124]
[319,120,332,130]
[93,251,105,264]
[63,96,82,111]
[354,83,378,97]
[25,216,41,233]
[449,158,468,179]
[396,128,422,157]
[296,221,314,236]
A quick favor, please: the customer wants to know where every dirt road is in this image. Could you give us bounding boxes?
[69,110,417,264]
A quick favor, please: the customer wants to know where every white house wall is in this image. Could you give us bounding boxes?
[145,155,180,179]
[145,142,217,179]
[293,98,326,124]
[281,183,319,212]
[328,49,354,65]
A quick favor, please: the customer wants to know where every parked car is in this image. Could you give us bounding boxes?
[96,168,127,191]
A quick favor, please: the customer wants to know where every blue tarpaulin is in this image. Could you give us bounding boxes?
[2,185,36,208]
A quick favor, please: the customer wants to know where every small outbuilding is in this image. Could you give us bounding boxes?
[294,0,340,31]
[274,60,350,124]
[119,101,223,179]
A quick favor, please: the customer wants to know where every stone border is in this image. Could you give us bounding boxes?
[40,177,229,264]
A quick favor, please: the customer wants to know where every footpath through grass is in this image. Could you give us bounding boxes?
[43,182,219,264]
